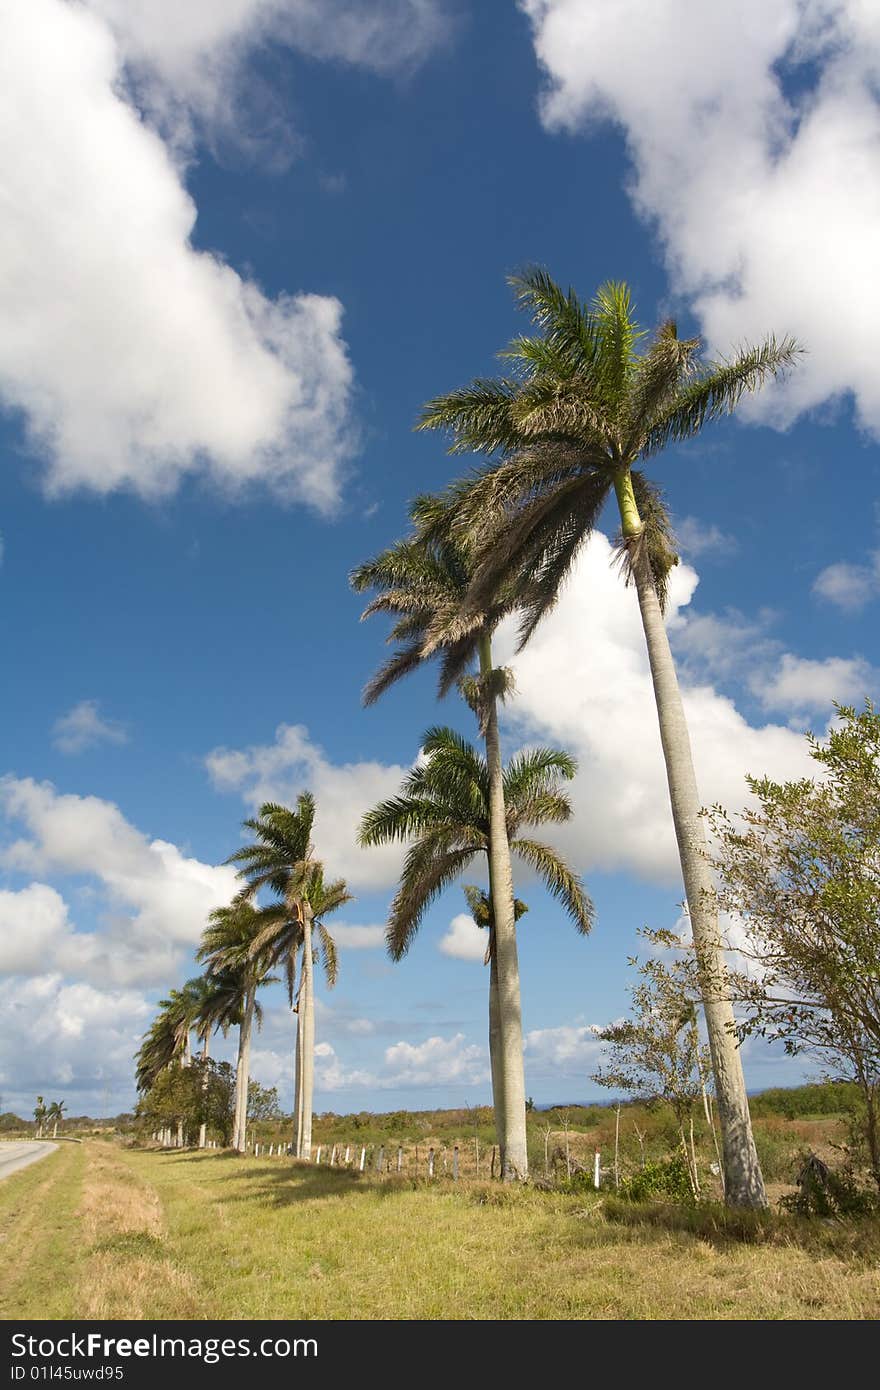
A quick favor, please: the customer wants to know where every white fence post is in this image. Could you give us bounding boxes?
[359,1146,366,1172]
[594,1150,601,1190]
[428,1147,435,1178]
[397,1146,403,1173]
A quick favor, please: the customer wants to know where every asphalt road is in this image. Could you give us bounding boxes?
[0,1141,58,1180]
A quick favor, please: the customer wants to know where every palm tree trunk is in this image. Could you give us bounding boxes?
[292,945,304,1157]
[199,1034,210,1149]
[479,633,528,1180]
[233,985,255,1152]
[487,931,505,1174]
[300,909,315,1161]
[614,469,766,1208]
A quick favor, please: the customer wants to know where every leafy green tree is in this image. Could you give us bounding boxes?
[417,269,799,1207]
[137,1058,236,1148]
[229,796,351,1159]
[360,726,591,1161]
[247,1082,283,1124]
[710,704,880,1189]
[352,495,535,1177]
[197,901,275,1152]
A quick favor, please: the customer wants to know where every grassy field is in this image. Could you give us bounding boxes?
[1,1139,878,1320]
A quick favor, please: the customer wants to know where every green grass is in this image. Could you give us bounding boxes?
[1,1141,878,1319]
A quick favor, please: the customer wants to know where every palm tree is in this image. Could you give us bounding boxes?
[228,797,352,1160]
[359,726,592,1159]
[33,1096,46,1139]
[417,269,801,1207]
[135,995,196,1146]
[352,497,538,1179]
[47,1100,66,1138]
[247,871,345,1160]
[197,901,275,1152]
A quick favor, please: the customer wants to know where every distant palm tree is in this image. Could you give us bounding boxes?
[46,1100,66,1138]
[359,726,591,1149]
[229,797,352,1159]
[248,872,344,1160]
[197,902,275,1152]
[33,1096,46,1139]
[352,496,539,1179]
[417,268,800,1207]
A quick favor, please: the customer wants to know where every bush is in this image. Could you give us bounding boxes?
[779,1153,879,1218]
[618,1156,695,1204]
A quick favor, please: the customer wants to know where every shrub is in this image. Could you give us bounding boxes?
[618,1156,695,1204]
[779,1153,879,1218]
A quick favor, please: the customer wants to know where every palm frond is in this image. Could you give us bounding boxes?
[416,380,521,454]
[641,336,802,458]
[511,836,594,934]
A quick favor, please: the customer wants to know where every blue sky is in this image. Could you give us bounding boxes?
[1,0,879,1117]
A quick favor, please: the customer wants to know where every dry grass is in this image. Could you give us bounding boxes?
[1,1141,878,1320]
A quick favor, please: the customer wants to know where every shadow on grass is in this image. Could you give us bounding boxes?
[600,1195,880,1263]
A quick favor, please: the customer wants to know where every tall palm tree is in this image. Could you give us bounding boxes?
[359,726,592,1157]
[417,269,801,1207]
[228,797,352,1160]
[197,901,275,1152]
[33,1096,46,1139]
[352,497,538,1179]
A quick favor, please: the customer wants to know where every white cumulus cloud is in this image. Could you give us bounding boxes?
[520,0,880,434]
[205,723,413,890]
[0,778,239,961]
[0,0,359,510]
[497,533,819,882]
[438,913,488,963]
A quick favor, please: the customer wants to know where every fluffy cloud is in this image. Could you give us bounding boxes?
[0,777,238,984]
[0,882,180,989]
[438,913,488,963]
[813,554,880,612]
[0,973,153,1115]
[205,724,412,889]
[750,653,877,715]
[0,0,359,510]
[497,533,821,882]
[52,701,128,756]
[521,1,880,433]
[524,1023,603,1077]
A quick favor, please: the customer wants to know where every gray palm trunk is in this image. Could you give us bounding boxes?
[479,635,529,1180]
[487,938,505,1171]
[198,1034,210,1149]
[233,985,255,1152]
[297,908,316,1160]
[627,524,766,1208]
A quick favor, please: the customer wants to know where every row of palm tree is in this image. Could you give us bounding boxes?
[351,268,800,1206]
[136,268,796,1209]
